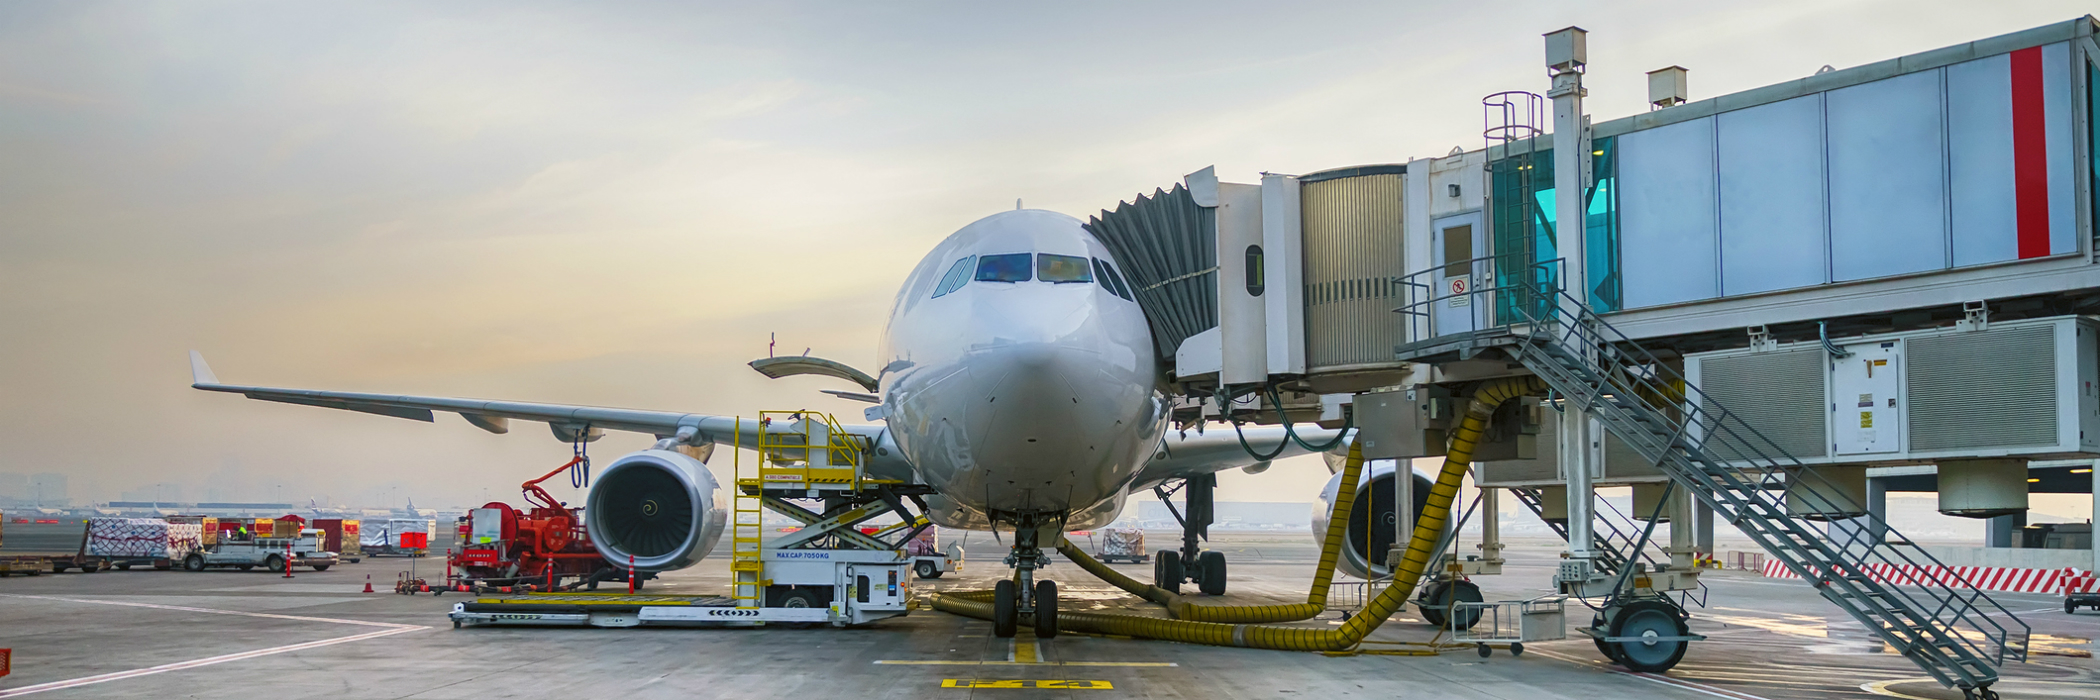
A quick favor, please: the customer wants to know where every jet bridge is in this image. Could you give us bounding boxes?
[1088,18,2100,698]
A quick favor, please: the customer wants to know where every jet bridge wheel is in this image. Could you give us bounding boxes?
[1606,599,1690,672]
[1033,580,1059,638]
[992,580,1019,638]
[1417,579,1484,630]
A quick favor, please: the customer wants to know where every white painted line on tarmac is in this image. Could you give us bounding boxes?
[1525,647,1778,700]
[0,594,412,627]
[0,593,427,698]
[0,626,423,698]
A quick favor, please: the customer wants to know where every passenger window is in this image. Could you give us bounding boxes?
[1038,254,1093,283]
[975,253,1032,282]
[1094,258,1134,301]
[931,255,976,298]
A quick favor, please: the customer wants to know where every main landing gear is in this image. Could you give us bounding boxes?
[1153,474,1228,595]
[991,515,1060,639]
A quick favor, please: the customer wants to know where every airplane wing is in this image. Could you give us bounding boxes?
[186,351,865,450]
[1129,424,1349,490]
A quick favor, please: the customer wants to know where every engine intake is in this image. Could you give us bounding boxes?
[1311,462,1441,580]
[586,449,725,572]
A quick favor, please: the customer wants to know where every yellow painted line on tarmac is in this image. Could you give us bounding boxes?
[1011,639,1039,663]
[875,660,1177,667]
[941,680,1113,689]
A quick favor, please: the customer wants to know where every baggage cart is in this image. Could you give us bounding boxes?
[1449,596,1569,658]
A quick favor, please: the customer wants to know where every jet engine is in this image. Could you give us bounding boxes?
[585,449,726,572]
[1311,461,1443,580]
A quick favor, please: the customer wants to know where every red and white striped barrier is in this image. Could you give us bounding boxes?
[1761,560,2098,595]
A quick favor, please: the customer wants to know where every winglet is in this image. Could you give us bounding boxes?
[188,350,221,386]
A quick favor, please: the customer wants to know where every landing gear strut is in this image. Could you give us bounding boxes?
[1153,475,1227,595]
[992,515,1059,639]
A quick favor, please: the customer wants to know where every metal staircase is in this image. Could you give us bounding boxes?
[1499,285,2028,695]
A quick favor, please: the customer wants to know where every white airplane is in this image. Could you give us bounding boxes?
[191,209,1339,636]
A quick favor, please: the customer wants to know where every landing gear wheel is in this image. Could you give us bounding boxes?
[1418,579,1485,630]
[183,554,206,572]
[1196,551,1227,596]
[1608,600,1690,672]
[992,579,1019,638]
[1154,550,1182,592]
[1033,580,1059,639]
[916,561,943,580]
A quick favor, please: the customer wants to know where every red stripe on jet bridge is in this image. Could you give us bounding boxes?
[2011,46,2051,259]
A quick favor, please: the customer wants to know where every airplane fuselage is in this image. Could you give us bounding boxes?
[878,210,1167,530]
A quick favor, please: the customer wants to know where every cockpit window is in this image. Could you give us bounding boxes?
[974,253,1032,282]
[931,255,976,298]
[1094,257,1134,301]
[1038,254,1093,283]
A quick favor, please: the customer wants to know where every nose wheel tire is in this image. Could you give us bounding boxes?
[1153,550,1183,592]
[1608,600,1690,672]
[1033,580,1059,638]
[992,579,1019,638]
[1196,551,1227,596]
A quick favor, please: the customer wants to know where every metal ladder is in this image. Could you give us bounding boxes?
[730,416,765,610]
[1503,285,2028,694]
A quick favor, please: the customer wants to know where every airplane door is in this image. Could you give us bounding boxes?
[1432,214,1487,337]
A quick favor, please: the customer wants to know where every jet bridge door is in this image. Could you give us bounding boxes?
[1432,213,1488,337]
[1832,341,1903,456]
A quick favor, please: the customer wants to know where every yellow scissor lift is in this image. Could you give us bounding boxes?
[448,411,924,630]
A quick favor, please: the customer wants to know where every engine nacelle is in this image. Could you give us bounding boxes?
[585,449,726,572]
[1311,461,1443,580]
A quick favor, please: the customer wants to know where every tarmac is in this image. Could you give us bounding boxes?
[0,529,2095,699]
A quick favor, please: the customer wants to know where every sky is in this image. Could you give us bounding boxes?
[2,0,2097,516]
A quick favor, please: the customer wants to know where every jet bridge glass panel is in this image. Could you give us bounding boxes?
[1610,41,2082,310]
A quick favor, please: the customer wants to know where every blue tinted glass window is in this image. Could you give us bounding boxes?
[1095,258,1133,300]
[1038,254,1092,283]
[975,253,1032,282]
[931,256,976,298]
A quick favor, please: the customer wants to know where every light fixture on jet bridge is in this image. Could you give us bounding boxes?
[1647,66,1688,109]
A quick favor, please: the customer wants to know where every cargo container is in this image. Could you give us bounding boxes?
[311,518,363,562]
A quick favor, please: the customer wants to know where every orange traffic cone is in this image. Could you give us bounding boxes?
[363,574,374,593]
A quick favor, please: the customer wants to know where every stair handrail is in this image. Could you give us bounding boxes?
[1496,277,2030,677]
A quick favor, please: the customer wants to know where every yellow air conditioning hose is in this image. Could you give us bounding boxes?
[931,376,1543,651]
[1047,438,1366,623]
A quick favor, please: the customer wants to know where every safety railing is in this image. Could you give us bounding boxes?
[1478,275,2028,690]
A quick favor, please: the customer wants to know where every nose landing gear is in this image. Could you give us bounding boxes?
[1152,474,1229,596]
[992,515,1061,638]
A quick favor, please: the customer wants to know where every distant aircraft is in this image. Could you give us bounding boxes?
[193,209,1338,636]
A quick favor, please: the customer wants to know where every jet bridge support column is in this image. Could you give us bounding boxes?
[1545,25,1604,594]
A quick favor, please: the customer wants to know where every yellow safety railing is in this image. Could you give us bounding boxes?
[754,410,865,492]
